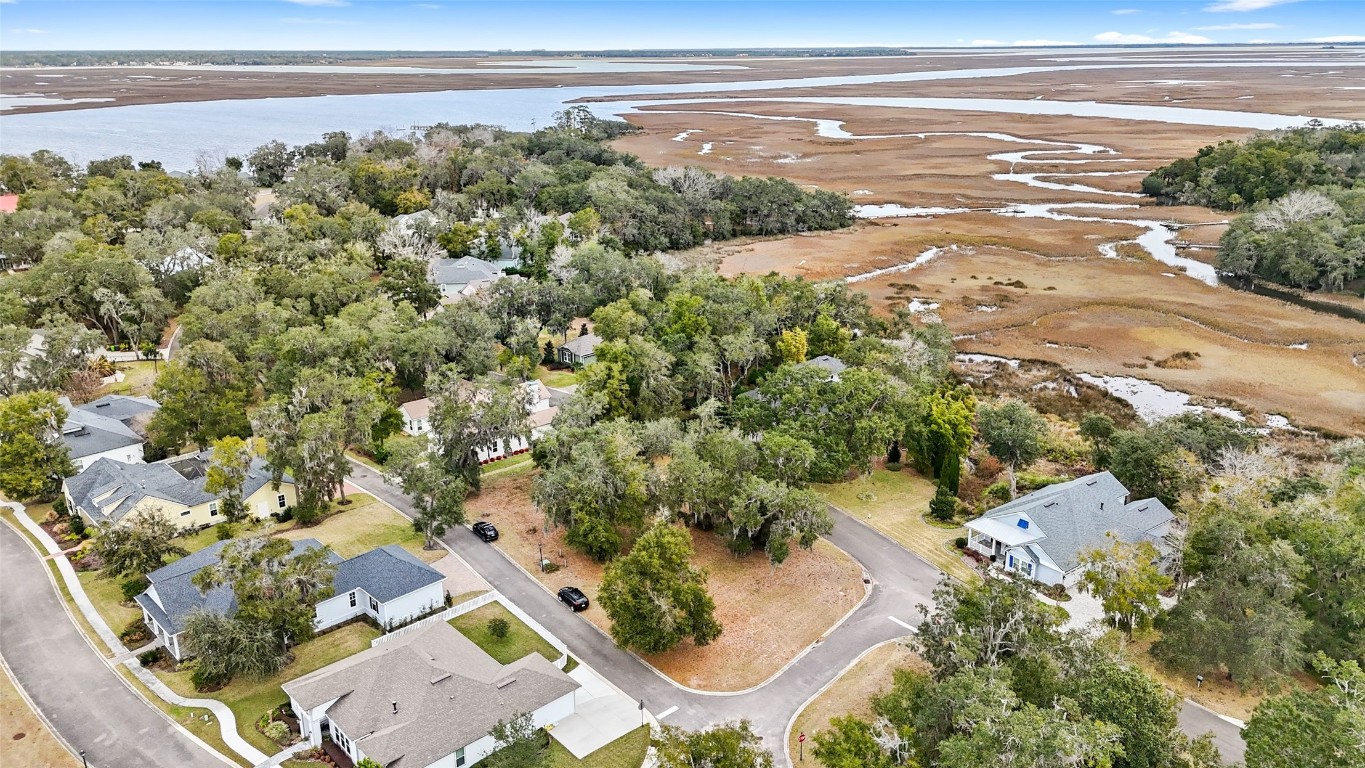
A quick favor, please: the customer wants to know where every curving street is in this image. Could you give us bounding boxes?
[0,522,230,768]
[345,461,1248,765]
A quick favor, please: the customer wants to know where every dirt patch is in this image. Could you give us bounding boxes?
[0,667,78,768]
[787,641,929,768]
[466,471,866,691]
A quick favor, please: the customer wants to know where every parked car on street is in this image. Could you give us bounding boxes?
[558,586,589,611]
[471,521,499,542]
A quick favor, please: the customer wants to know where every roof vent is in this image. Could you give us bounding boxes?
[1043,501,1057,508]
[95,402,111,408]
[495,677,517,689]
[1017,519,1030,529]
[431,672,452,685]
[1085,479,1098,486]
[391,701,398,714]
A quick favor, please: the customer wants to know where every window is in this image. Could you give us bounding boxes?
[277,494,287,509]
[180,508,191,516]
[456,747,466,767]
[369,596,379,612]
[349,591,357,608]
[209,502,219,517]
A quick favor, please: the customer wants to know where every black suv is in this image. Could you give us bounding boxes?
[558,586,589,611]
[471,521,499,542]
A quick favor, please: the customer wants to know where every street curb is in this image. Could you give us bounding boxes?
[0,652,84,766]
[0,514,241,768]
[780,636,914,768]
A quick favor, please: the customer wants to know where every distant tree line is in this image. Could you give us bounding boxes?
[1142,124,1364,292]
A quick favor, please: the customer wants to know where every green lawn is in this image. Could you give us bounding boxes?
[77,570,143,634]
[98,359,160,398]
[449,603,561,665]
[815,468,979,584]
[536,365,580,389]
[174,523,233,554]
[549,726,649,768]
[116,665,250,768]
[155,622,381,757]
[482,452,536,476]
[275,494,443,564]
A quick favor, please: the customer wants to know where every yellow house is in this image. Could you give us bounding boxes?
[63,450,297,531]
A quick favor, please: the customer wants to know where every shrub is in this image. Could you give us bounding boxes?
[984,481,1012,504]
[138,649,163,667]
[68,513,86,537]
[190,663,230,691]
[262,720,291,744]
[1017,471,1068,492]
[954,536,968,549]
[51,520,71,537]
[120,619,152,644]
[930,483,957,521]
[215,522,236,541]
[53,496,68,517]
[488,617,511,640]
[273,507,294,523]
[121,575,150,602]
[975,455,1004,481]
[541,561,561,574]
[884,461,902,472]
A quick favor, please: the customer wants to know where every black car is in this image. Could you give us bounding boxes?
[471,521,499,542]
[558,586,589,611]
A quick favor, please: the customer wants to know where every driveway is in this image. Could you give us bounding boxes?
[345,462,1246,765]
[0,523,229,768]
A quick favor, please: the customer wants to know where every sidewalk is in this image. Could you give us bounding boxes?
[3,501,271,766]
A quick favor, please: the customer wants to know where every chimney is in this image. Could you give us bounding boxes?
[392,701,398,715]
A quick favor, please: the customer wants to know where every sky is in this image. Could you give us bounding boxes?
[1,0,1362,51]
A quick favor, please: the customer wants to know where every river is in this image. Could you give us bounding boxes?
[0,56,1361,168]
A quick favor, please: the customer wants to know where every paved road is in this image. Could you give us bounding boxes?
[0,523,228,768]
[347,462,1246,764]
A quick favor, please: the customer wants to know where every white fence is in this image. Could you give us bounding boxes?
[373,590,570,669]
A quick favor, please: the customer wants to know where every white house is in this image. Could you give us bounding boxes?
[400,380,558,463]
[283,622,579,768]
[59,395,160,472]
[313,545,448,632]
[135,541,445,660]
[963,471,1175,587]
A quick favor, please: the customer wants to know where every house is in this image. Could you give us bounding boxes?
[401,381,558,463]
[400,397,434,437]
[136,541,446,660]
[314,545,448,632]
[963,471,1175,587]
[62,449,296,531]
[134,538,329,659]
[431,256,506,302]
[283,622,579,768]
[556,333,602,367]
[59,395,161,471]
[797,354,847,381]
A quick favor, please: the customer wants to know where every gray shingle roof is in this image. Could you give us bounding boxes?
[80,395,160,425]
[63,450,286,526]
[283,622,579,768]
[332,545,444,602]
[972,471,1173,572]
[137,538,333,634]
[430,256,503,287]
[559,333,601,356]
[798,355,848,376]
[61,408,143,460]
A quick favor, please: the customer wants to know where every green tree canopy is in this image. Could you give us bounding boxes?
[599,523,721,654]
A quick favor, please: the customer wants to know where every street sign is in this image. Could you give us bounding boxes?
[798,733,806,743]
